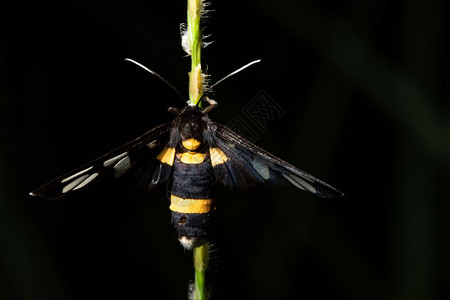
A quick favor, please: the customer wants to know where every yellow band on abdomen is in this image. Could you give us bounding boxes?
[170,195,213,214]
[177,152,206,164]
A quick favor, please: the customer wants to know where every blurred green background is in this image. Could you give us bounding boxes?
[1,0,448,299]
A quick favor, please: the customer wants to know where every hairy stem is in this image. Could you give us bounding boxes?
[187,0,203,106]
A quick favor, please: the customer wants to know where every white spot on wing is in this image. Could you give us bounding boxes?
[104,152,128,167]
[114,156,131,178]
[282,173,305,191]
[73,173,99,190]
[282,173,317,194]
[252,157,270,180]
[150,164,163,186]
[61,166,93,183]
[62,174,89,194]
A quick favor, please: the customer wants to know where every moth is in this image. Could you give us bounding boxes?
[30,59,343,249]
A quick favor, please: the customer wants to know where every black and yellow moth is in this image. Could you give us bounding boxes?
[30,71,343,249]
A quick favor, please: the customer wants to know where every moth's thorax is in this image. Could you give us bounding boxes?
[177,106,208,151]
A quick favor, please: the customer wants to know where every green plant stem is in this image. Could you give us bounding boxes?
[193,243,208,300]
[194,268,205,299]
[187,0,208,298]
[188,0,202,73]
[187,0,203,106]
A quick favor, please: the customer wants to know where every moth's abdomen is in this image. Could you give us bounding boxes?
[170,210,216,249]
[169,151,216,249]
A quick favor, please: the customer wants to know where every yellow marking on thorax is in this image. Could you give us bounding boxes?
[210,147,228,166]
[170,195,214,214]
[157,147,176,166]
[182,138,201,150]
[177,152,206,164]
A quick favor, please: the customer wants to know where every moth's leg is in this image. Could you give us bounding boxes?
[168,107,181,116]
[202,97,218,115]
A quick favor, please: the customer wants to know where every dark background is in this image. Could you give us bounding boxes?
[1,0,449,299]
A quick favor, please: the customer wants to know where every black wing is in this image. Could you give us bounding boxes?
[30,123,173,199]
[207,122,343,198]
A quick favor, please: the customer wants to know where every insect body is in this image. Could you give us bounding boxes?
[30,101,343,249]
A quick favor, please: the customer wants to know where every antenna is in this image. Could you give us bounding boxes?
[206,59,261,93]
[125,58,185,103]
[197,59,261,107]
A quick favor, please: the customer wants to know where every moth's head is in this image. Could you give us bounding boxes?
[180,104,204,116]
